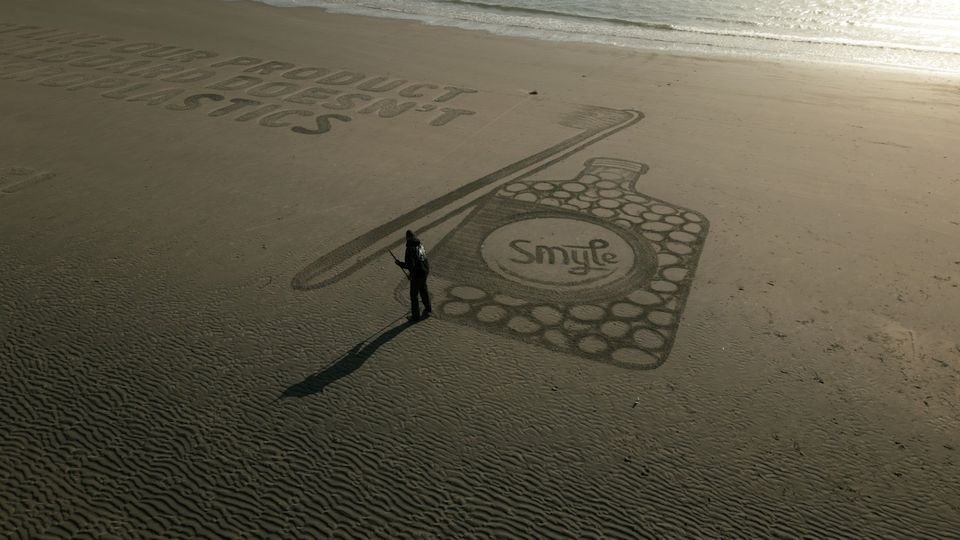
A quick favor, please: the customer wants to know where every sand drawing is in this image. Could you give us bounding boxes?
[0,23,480,133]
[293,106,708,368]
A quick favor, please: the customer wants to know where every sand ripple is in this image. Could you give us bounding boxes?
[2,229,959,537]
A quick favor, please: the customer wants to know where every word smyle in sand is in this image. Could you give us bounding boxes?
[483,215,643,292]
[508,239,619,276]
[0,22,480,136]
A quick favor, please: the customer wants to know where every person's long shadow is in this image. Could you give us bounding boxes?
[281,316,418,399]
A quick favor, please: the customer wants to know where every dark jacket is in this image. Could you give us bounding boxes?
[400,237,429,278]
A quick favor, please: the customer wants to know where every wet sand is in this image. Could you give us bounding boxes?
[1,0,959,536]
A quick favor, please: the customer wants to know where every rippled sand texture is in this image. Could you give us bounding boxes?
[2,0,960,537]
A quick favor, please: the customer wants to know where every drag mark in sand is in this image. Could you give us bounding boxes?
[0,22,480,136]
[0,166,55,196]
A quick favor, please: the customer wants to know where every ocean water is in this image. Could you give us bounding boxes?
[243,0,960,73]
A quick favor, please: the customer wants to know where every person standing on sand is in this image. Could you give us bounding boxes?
[396,230,432,321]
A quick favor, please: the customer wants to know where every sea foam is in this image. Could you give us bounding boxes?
[244,0,960,73]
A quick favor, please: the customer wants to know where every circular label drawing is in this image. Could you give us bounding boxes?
[481,216,646,293]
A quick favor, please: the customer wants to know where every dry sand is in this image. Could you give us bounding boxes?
[1,0,959,536]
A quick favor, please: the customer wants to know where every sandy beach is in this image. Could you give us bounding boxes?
[2,0,959,536]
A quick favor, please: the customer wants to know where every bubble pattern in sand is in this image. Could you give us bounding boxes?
[405,160,708,369]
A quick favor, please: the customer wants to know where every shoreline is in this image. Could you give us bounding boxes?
[7,0,958,84]
[233,0,960,78]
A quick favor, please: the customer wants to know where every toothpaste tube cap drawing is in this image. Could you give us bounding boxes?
[413,157,709,369]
